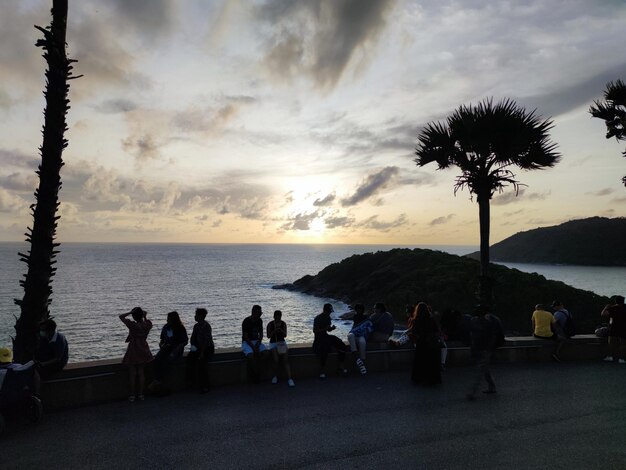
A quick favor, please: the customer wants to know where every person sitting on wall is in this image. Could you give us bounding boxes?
[186,308,215,393]
[531,304,556,339]
[368,303,395,343]
[267,310,295,387]
[551,300,574,361]
[151,311,188,390]
[241,305,267,383]
[313,303,348,379]
[347,304,373,375]
[34,318,68,379]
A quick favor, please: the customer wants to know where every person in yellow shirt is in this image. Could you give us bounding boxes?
[532,304,555,339]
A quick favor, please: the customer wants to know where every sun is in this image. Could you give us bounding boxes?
[310,217,326,233]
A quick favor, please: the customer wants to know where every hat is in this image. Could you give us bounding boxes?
[0,347,13,364]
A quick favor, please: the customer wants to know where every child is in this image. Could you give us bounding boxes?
[267,310,295,387]
[119,307,153,402]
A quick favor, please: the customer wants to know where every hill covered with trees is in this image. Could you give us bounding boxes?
[274,248,609,335]
[467,217,626,266]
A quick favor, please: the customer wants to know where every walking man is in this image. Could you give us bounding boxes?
[467,305,504,400]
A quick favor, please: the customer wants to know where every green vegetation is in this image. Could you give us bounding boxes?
[277,248,609,335]
[467,217,626,266]
[415,99,560,306]
[589,79,626,187]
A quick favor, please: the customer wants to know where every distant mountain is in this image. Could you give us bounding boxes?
[274,248,610,335]
[467,217,626,266]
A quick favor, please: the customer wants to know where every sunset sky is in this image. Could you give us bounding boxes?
[1,0,625,245]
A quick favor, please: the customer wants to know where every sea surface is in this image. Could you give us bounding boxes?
[0,242,623,362]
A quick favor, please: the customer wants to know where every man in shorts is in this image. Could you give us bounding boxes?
[242,305,267,382]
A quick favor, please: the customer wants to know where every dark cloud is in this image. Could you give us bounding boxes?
[492,189,550,206]
[173,95,257,134]
[281,210,321,231]
[358,213,407,232]
[259,0,397,89]
[93,99,138,114]
[588,188,615,197]
[108,0,178,39]
[324,215,355,229]
[503,209,525,217]
[0,149,39,170]
[430,214,455,226]
[121,133,163,162]
[341,166,399,207]
[610,196,626,204]
[0,172,38,192]
[313,192,336,207]
[517,62,626,118]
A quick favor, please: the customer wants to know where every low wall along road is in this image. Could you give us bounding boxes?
[42,335,607,410]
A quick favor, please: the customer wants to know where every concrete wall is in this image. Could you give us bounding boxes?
[42,335,607,410]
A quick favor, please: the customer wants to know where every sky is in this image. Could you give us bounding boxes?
[0,0,625,245]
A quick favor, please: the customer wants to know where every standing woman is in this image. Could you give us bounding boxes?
[267,310,295,387]
[411,302,442,386]
[119,307,153,401]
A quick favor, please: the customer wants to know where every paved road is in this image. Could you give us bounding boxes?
[2,361,626,469]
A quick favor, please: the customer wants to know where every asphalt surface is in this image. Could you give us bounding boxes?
[2,361,626,469]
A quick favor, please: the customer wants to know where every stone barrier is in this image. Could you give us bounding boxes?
[41,335,607,410]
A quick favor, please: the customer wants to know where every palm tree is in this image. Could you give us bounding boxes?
[415,99,560,305]
[589,79,626,187]
[13,0,80,362]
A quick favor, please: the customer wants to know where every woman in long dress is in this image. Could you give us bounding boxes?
[411,302,442,385]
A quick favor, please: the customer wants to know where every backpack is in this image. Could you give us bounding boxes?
[560,310,576,338]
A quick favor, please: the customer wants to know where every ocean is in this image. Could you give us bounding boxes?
[1,242,623,362]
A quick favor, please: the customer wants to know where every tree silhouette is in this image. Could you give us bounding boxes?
[415,99,560,306]
[13,0,80,362]
[589,79,626,187]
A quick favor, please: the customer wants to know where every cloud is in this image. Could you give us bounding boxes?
[611,196,626,204]
[55,160,277,224]
[0,172,38,192]
[93,99,138,114]
[281,210,321,231]
[121,133,163,162]
[258,0,397,89]
[358,213,408,232]
[0,187,27,213]
[588,188,615,197]
[324,215,355,229]
[430,214,455,226]
[341,166,399,207]
[0,149,39,171]
[491,189,550,206]
[108,0,179,39]
[518,62,626,117]
[313,192,336,207]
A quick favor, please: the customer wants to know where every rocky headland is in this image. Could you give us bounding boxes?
[274,248,610,335]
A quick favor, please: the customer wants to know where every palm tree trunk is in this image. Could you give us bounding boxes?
[13,0,72,363]
[477,191,492,306]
